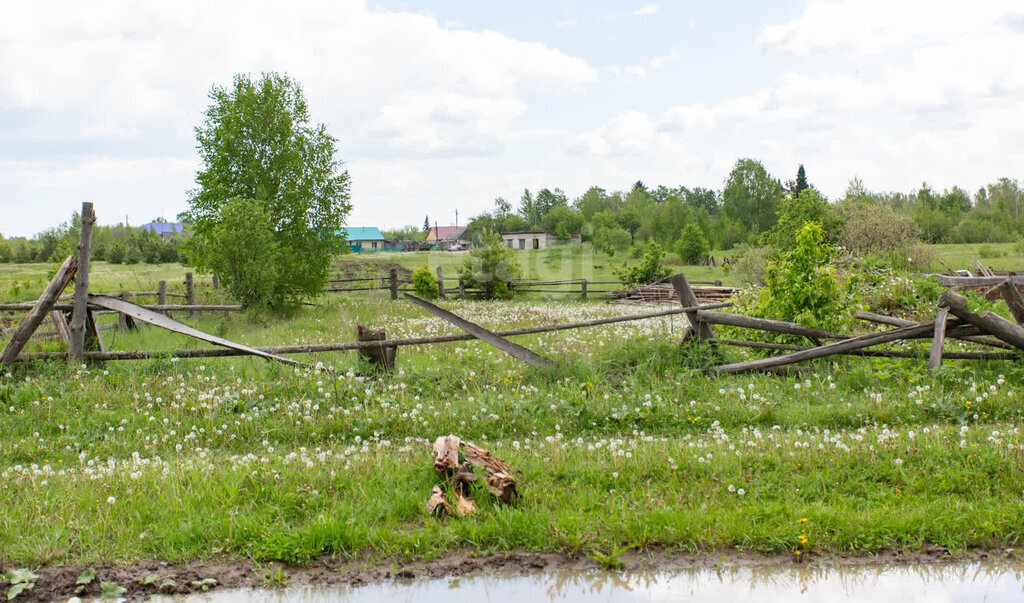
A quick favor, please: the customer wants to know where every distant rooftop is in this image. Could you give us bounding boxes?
[143,222,184,235]
[339,226,385,241]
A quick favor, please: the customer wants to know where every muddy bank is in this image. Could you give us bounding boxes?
[3,546,1019,602]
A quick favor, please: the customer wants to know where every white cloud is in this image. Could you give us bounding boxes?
[631,4,659,16]
[554,18,578,29]
[569,111,662,156]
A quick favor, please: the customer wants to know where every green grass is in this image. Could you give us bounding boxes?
[0,262,207,303]
[929,242,1024,272]
[3,252,1024,567]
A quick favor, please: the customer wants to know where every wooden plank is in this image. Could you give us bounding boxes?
[697,311,849,340]
[671,273,713,341]
[69,202,95,362]
[998,278,1024,324]
[928,306,950,370]
[185,272,195,317]
[940,290,1024,351]
[853,309,1012,350]
[0,256,77,365]
[87,295,301,366]
[404,293,552,367]
[50,310,71,342]
[714,338,1016,360]
[927,274,1024,288]
[710,322,936,374]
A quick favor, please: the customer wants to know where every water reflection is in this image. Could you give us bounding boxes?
[164,561,1024,602]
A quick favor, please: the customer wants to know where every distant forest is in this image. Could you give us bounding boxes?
[0,216,185,264]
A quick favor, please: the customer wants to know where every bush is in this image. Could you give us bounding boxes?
[592,226,630,256]
[730,244,770,286]
[676,223,710,264]
[747,222,856,332]
[411,265,440,299]
[458,229,522,299]
[615,240,672,285]
[838,201,919,256]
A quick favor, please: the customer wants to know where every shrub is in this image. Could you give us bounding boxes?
[458,229,522,299]
[676,223,710,265]
[592,226,630,256]
[748,222,855,332]
[615,240,672,285]
[730,244,770,286]
[838,201,919,256]
[411,265,440,299]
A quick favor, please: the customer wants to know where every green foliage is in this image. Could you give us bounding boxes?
[730,244,771,286]
[675,223,710,264]
[763,188,841,250]
[588,544,630,570]
[592,223,631,256]
[411,265,440,299]
[721,158,782,238]
[750,222,855,332]
[837,200,919,256]
[4,569,38,600]
[185,72,350,312]
[615,240,672,285]
[458,229,522,299]
[99,581,127,598]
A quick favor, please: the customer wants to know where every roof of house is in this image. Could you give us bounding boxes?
[143,222,184,235]
[340,226,385,241]
[427,226,462,240]
[442,227,468,241]
[500,230,556,236]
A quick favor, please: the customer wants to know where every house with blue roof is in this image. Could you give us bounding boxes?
[142,222,185,241]
[339,226,386,252]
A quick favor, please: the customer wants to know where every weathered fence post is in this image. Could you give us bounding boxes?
[118,292,129,330]
[581,278,588,301]
[185,272,195,317]
[714,280,722,287]
[69,202,95,364]
[212,274,220,290]
[389,269,398,300]
[671,273,713,342]
[1,256,77,366]
[157,281,167,305]
[458,281,466,298]
[436,267,446,298]
[356,324,396,371]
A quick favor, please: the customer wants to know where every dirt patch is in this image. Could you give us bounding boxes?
[3,546,1018,602]
[331,260,412,281]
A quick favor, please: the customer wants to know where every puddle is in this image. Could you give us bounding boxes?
[158,561,1024,602]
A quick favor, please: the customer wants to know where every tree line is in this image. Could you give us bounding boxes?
[0,215,185,264]
[457,159,1024,261]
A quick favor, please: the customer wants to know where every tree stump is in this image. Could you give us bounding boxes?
[355,324,396,371]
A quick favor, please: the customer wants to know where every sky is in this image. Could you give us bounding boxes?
[2,0,1024,237]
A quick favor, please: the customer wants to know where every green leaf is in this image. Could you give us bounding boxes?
[6,582,31,600]
[76,568,96,585]
[140,574,160,586]
[99,581,126,598]
[191,578,217,591]
[7,570,39,585]
[160,578,177,590]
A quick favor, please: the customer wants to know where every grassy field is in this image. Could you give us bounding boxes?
[2,256,1024,574]
[2,247,1024,583]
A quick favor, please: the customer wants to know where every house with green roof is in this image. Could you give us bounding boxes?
[339,226,386,252]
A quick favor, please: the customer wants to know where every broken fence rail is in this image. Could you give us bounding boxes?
[9,301,731,363]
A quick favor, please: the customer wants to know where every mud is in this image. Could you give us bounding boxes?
[3,546,1019,602]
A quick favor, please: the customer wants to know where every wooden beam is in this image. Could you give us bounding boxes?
[671,273,713,341]
[697,310,849,340]
[404,293,552,367]
[927,274,1024,288]
[0,256,77,365]
[928,306,950,370]
[939,290,1024,351]
[714,338,1016,361]
[998,278,1024,324]
[87,295,301,366]
[68,202,95,362]
[710,322,936,374]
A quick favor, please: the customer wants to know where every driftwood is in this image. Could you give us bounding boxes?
[460,439,518,503]
[419,434,519,514]
[87,295,301,366]
[405,293,553,367]
[939,290,1024,351]
[0,256,77,365]
[355,325,396,370]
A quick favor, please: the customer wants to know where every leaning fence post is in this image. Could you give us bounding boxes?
[212,274,220,290]
[158,280,167,305]
[118,291,129,330]
[185,272,195,318]
[436,267,446,298]
[581,278,588,301]
[458,281,466,298]
[69,202,95,364]
[671,273,713,341]
[390,269,398,300]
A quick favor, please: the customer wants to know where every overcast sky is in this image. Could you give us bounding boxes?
[2,0,1023,237]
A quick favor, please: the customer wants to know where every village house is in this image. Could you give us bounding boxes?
[340,226,386,252]
[501,230,580,250]
[142,221,185,242]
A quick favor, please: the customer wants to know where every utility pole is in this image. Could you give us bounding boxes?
[455,209,459,228]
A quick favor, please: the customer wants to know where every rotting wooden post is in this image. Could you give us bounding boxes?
[458,281,466,298]
[581,278,588,301]
[714,280,723,287]
[436,267,446,298]
[671,273,713,341]
[185,272,195,318]
[69,202,95,364]
[389,269,398,300]
[212,274,220,290]
[157,280,167,307]
[1,256,77,365]
[355,324,396,371]
[928,306,950,371]
[998,277,1024,324]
